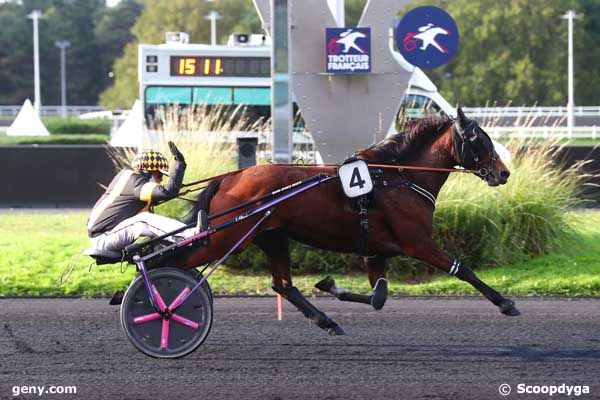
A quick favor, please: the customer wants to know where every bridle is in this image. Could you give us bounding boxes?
[451,119,497,180]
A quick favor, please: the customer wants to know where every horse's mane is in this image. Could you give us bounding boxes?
[359,114,453,163]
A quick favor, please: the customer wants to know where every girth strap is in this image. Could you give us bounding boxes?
[349,166,436,255]
[357,195,369,255]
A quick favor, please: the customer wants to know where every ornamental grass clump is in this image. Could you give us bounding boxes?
[110,104,267,218]
[110,105,592,278]
[228,137,592,276]
[430,139,589,268]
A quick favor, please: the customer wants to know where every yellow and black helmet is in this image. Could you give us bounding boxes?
[132,150,169,174]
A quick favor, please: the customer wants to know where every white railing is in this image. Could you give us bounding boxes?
[486,125,599,140]
[1,104,600,118]
[2,105,600,118]
[463,106,600,118]
[0,105,104,117]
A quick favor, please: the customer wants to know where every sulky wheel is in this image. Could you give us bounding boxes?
[190,269,213,305]
[120,267,213,358]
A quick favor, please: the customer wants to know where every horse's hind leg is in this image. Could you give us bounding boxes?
[406,238,520,316]
[315,255,388,310]
[272,285,345,335]
[253,230,345,335]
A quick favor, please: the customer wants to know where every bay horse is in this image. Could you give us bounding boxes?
[176,107,519,335]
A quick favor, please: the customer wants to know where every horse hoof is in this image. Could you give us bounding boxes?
[315,276,335,293]
[371,278,388,311]
[328,325,345,336]
[499,299,521,316]
[109,290,124,305]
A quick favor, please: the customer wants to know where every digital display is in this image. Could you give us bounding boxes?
[170,56,270,77]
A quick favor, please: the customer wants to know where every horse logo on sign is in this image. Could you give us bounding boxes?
[396,6,459,69]
[325,27,371,74]
[405,23,449,53]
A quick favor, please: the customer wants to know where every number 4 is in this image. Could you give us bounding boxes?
[349,167,366,189]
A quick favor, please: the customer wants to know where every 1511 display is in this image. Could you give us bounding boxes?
[170,56,270,77]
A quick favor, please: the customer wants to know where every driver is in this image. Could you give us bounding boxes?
[88,141,199,252]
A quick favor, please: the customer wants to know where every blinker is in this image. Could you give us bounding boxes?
[453,119,495,173]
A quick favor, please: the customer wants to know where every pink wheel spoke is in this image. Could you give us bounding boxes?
[152,284,167,312]
[160,318,170,349]
[171,313,199,330]
[133,312,162,325]
[168,287,191,310]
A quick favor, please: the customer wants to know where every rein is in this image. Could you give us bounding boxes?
[360,163,475,174]
[179,163,476,194]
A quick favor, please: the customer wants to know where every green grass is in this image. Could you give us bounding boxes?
[0,133,109,145]
[0,210,599,297]
[555,138,600,146]
[43,117,112,135]
[0,212,133,296]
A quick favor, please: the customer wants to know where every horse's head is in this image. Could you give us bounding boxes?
[452,107,510,187]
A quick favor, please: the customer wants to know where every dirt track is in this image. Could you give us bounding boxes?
[1,297,599,399]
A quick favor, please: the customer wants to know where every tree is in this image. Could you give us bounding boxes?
[0,0,139,106]
[0,2,34,104]
[576,0,600,104]
[99,0,262,108]
[346,0,368,26]
[95,0,143,98]
[402,0,593,106]
[43,0,107,105]
[3,0,587,108]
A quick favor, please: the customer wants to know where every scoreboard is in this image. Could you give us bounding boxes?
[139,42,270,91]
[170,56,270,77]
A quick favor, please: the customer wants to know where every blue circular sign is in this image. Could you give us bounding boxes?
[395,6,460,69]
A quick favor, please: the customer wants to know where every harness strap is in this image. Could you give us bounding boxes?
[381,179,437,208]
[180,162,476,192]
[408,183,437,207]
[357,195,369,255]
[353,167,436,255]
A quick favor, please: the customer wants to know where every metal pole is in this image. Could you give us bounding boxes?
[567,11,574,140]
[60,45,66,117]
[27,10,43,117]
[562,10,580,140]
[205,11,222,46]
[55,41,70,118]
[270,0,292,163]
[211,17,216,45]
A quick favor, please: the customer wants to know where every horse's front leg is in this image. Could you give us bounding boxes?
[405,237,520,316]
[314,255,388,310]
[253,230,345,335]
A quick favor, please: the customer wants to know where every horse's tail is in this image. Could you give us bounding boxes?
[184,179,222,224]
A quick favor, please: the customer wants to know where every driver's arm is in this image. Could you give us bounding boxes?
[136,159,186,204]
[135,142,187,204]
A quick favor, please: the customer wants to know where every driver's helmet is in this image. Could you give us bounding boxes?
[131,150,169,174]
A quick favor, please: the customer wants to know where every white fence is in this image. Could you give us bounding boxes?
[463,106,600,118]
[461,106,600,140]
[1,105,599,118]
[0,105,104,117]
[1,105,600,140]
[487,126,599,140]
